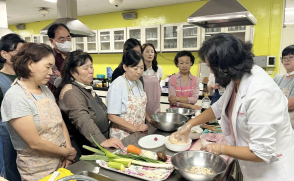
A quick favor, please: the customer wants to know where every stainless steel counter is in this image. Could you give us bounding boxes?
[67,124,233,181]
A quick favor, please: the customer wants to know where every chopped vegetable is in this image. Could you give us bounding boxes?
[80,155,109,161]
[90,134,116,158]
[131,160,173,168]
[157,151,167,162]
[142,151,155,159]
[154,137,158,141]
[115,153,164,163]
[127,145,141,155]
[192,131,198,133]
[112,158,132,167]
[108,162,126,171]
[82,145,105,155]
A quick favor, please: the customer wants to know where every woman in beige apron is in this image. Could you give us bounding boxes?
[0,43,76,181]
[108,50,151,140]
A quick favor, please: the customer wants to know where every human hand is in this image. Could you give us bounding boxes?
[201,143,224,155]
[169,123,192,143]
[54,70,61,77]
[169,95,177,104]
[214,83,221,90]
[101,138,124,149]
[135,124,148,132]
[65,147,77,162]
[61,159,72,168]
[190,104,201,110]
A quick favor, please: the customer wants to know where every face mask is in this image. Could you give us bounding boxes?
[54,41,71,52]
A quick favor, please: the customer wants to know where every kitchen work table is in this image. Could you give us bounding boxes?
[67,124,236,181]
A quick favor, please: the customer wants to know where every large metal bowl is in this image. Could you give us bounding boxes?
[150,112,188,132]
[166,108,198,119]
[171,151,227,181]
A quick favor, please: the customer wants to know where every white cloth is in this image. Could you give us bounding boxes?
[143,65,163,81]
[211,65,294,181]
[285,71,294,76]
[107,76,144,118]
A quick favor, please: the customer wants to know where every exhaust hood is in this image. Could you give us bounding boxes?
[187,0,257,28]
[0,0,13,38]
[40,0,94,37]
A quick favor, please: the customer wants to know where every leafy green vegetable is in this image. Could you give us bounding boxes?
[90,134,116,158]
[115,153,164,164]
[82,145,105,155]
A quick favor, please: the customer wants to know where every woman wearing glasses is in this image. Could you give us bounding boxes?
[274,45,294,128]
[107,50,152,140]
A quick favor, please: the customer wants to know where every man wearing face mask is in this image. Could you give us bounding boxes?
[47,23,72,100]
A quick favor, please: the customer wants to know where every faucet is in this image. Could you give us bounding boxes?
[57,175,98,181]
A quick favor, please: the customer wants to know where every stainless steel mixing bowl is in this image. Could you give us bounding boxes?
[150,112,188,132]
[166,108,198,119]
[171,151,227,181]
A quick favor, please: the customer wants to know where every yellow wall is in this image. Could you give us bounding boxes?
[9,0,283,78]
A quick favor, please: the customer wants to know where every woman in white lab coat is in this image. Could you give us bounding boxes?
[172,33,294,181]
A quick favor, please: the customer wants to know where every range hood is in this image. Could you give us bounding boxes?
[40,0,94,37]
[187,0,257,28]
[0,0,13,38]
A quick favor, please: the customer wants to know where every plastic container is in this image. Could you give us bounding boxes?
[96,74,105,79]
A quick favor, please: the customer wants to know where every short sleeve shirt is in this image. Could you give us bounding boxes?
[143,65,163,81]
[273,74,294,98]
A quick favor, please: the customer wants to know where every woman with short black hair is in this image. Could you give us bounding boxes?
[0,33,24,181]
[273,45,294,128]
[1,43,76,181]
[172,33,294,181]
[168,50,200,110]
[107,50,152,140]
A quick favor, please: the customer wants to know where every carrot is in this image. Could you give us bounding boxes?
[127,145,141,155]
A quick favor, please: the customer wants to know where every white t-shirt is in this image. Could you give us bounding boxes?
[107,76,144,118]
[143,65,163,81]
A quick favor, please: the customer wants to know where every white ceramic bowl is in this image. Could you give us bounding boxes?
[165,136,192,152]
[178,126,203,140]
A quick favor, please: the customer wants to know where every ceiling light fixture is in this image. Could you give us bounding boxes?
[39,8,50,17]
[44,0,57,3]
[109,0,123,7]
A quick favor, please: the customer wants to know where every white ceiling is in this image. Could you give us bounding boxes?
[6,0,201,25]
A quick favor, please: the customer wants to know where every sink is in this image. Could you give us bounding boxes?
[77,171,116,181]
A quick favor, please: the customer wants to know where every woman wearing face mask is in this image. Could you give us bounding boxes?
[273,45,294,129]
[142,43,163,115]
[0,33,24,181]
[107,50,152,140]
[1,43,76,181]
[168,51,200,110]
[171,34,294,181]
[111,38,144,85]
[58,50,124,160]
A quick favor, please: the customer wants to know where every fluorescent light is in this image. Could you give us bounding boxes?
[44,0,57,3]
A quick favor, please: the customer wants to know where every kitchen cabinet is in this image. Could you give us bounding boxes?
[143,25,161,51]
[72,30,98,53]
[31,34,51,46]
[179,23,201,51]
[127,26,142,42]
[161,23,180,51]
[22,35,32,42]
[98,28,126,53]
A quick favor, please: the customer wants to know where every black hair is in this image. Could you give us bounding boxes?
[119,49,146,72]
[59,49,93,89]
[174,50,195,66]
[123,38,142,53]
[142,43,158,72]
[282,45,294,57]
[199,33,254,87]
[0,33,25,63]
[47,23,70,39]
[11,43,53,78]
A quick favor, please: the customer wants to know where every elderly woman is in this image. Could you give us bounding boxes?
[0,33,24,180]
[168,51,200,110]
[1,43,76,181]
[58,50,124,160]
[107,50,152,140]
[172,33,294,181]
[273,45,294,128]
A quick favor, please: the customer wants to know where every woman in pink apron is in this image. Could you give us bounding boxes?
[273,45,294,129]
[168,51,200,110]
[108,50,152,140]
[1,43,76,181]
[142,43,163,116]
